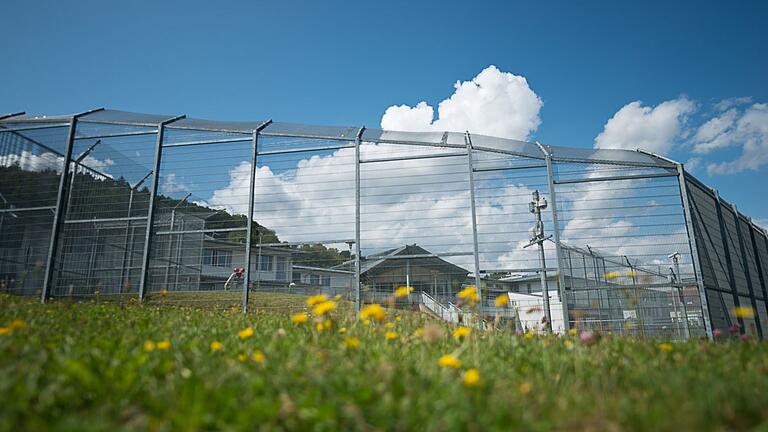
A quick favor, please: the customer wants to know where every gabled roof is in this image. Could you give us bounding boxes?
[334,244,469,277]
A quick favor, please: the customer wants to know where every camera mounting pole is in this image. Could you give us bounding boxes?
[523,190,553,332]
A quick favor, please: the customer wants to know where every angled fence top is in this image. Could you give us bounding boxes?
[1,108,677,168]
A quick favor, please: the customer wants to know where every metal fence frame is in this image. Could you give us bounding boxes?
[4,108,768,340]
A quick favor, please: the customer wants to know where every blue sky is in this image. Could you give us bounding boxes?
[1,0,767,221]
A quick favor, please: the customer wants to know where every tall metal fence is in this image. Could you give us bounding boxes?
[2,109,767,339]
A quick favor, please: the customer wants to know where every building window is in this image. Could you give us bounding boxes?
[259,255,273,272]
[276,256,288,281]
[202,249,232,267]
[309,274,320,285]
[322,276,331,287]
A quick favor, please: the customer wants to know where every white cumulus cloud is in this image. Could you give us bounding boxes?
[594,98,696,153]
[381,65,543,141]
[703,103,768,175]
[692,108,740,154]
[206,144,542,271]
[714,96,753,112]
[0,150,114,180]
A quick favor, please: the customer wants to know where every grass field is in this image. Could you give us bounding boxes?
[1,293,767,431]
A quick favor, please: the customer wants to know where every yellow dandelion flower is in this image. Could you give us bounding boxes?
[359,304,386,322]
[210,341,223,352]
[159,289,169,296]
[339,327,347,334]
[315,322,324,332]
[0,327,11,336]
[333,294,342,300]
[733,306,755,318]
[463,368,480,387]
[143,340,156,352]
[312,300,337,316]
[157,340,171,350]
[251,350,266,364]
[238,326,255,340]
[237,353,247,362]
[604,271,621,280]
[394,286,414,298]
[344,337,361,349]
[363,319,371,326]
[385,331,398,341]
[568,328,577,336]
[457,286,479,304]
[414,327,425,337]
[291,312,308,325]
[494,295,509,307]
[9,319,26,330]
[658,343,674,352]
[452,326,472,340]
[519,382,532,395]
[323,319,332,330]
[384,322,395,329]
[564,340,574,350]
[306,294,328,306]
[395,316,401,321]
[438,354,461,369]
[524,330,535,339]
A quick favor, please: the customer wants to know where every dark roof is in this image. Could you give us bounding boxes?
[334,244,469,277]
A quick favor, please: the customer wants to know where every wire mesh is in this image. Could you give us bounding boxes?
[0,124,69,296]
[51,122,158,297]
[685,176,768,338]
[553,160,706,338]
[358,142,475,307]
[3,109,768,339]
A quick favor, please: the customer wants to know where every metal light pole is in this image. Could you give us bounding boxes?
[164,192,191,290]
[670,251,691,339]
[119,170,152,293]
[255,231,264,294]
[524,190,552,332]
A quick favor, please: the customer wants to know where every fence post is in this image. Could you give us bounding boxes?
[354,126,365,314]
[464,132,484,322]
[730,203,762,338]
[0,112,25,121]
[747,223,768,335]
[242,120,272,313]
[676,165,713,339]
[712,190,745,334]
[541,145,570,333]
[138,115,185,301]
[41,108,104,302]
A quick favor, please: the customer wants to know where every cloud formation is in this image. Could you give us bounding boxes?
[697,103,768,175]
[593,96,768,178]
[207,144,542,271]
[0,150,114,180]
[594,98,696,153]
[381,65,543,141]
[202,66,764,277]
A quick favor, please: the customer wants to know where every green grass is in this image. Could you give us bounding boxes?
[71,290,310,311]
[1,294,767,431]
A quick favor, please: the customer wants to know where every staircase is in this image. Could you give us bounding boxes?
[420,292,462,323]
